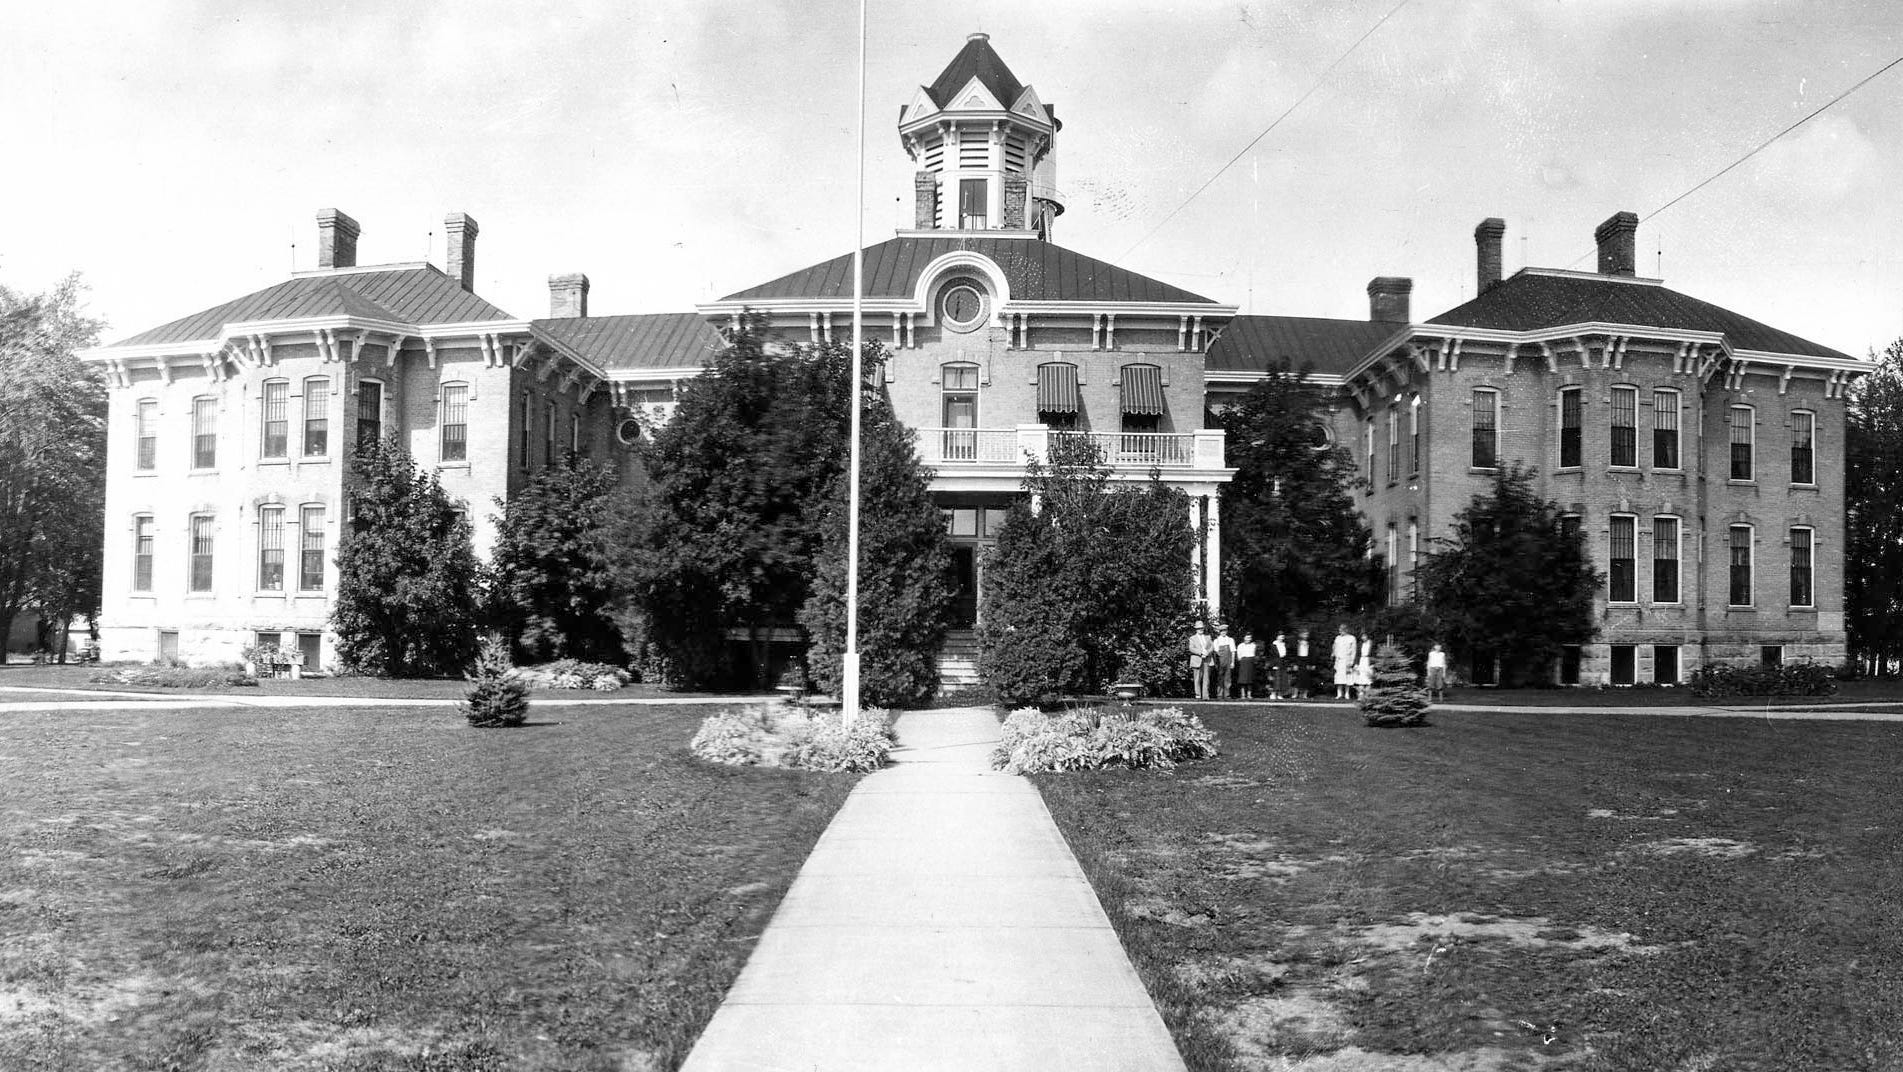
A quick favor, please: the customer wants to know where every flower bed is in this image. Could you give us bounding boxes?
[88,664,258,689]
[991,705,1217,774]
[690,704,894,773]
[519,659,632,691]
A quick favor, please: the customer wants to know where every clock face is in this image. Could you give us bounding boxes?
[939,282,987,332]
[616,418,643,446]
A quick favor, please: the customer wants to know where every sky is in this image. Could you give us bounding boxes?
[5,0,1901,359]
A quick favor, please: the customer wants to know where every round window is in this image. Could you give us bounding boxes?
[616,418,643,446]
[938,280,989,333]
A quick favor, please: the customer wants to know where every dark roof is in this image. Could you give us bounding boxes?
[1428,270,1851,361]
[928,35,1024,109]
[108,266,514,348]
[1207,315,1400,377]
[532,312,724,373]
[719,236,1218,306]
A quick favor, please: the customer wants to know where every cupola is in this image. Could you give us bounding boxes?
[899,33,1064,239]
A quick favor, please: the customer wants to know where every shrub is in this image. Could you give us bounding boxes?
[89,664,256,689]
[690,704,894,772]
[1359,642,1430,728]
[463,637,530,728]
[521,659,631,690]
[1688,661,1838,699]
[991,705,1218,775]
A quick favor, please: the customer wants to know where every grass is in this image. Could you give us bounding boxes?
[0,703,858,1071]
[1035,702,1903,1071]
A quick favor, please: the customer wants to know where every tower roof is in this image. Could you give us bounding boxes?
[926,33,1025,109]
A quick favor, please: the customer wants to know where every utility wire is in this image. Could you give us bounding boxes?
[1568,52,1903,268]
[1120,0,1414,261]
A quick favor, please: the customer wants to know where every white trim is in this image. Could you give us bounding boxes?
[290,261,433,278]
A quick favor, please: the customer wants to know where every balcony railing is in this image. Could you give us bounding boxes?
[916,426,1226,470]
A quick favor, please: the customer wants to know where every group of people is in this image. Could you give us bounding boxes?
[1186,621,1449,702]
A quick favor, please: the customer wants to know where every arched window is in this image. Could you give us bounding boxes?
[1557,386,1582,468]
[257,505,285,591]
[131,514,155,592]
[1729,405,1755,481]
[135,399,158,470]
[440,383,469,463]
[1790,409,1815,485]
[1470,389,1499,469]
[260,379,290,459]
[191,396,217,469]
[303,377,330,457]
[1652,388,1680,469]
[1609,384,1638,467]
[356,379,384,452]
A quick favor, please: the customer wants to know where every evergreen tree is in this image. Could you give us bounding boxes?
[1415,465,1601,687]
[798,391,956,707]
[1358,642,1428,727]
[1217,363,1380,637]
[1848,338,1903,676]
[489,455,622,664]
[978,436,1197,705]
[0,274,105,657]
[621,318,854,687]
[332,436,482,676]
[462,635,530,728]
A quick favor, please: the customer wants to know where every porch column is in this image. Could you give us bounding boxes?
[1189,498,1205,608]
[1205,492,1222,621]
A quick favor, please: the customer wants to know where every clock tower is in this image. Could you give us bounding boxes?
[900,33,1064,239]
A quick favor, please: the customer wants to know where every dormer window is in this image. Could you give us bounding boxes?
[959,179,987,229]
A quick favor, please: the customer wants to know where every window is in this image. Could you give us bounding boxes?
[1790,527,1814,608]
[356,380,383,452]
[1386,407,1399,484]
[959,177,987,229]
[1652,388,1680,468]
[544,401,557,466]
[258,505,285,591]
[132,515,154,592]
[188,514,214,593]
[517,392,532,469]
[1470,389,1498,468]
[1610,645,1636,686]
[1385,524,1398,604]
[440,383,469,462]
[1729,405,1754,481]
[1791,410,1815,485]
[1729,525,1753,606]
[1037,362,1081,431]
[1560,646,1582,685]
[1407,520,1419,599]
[1560,513,1582,542]
[299,506,325,592]
[1409,396,1422,475]
[1558,387,1581,468]
[1610,385,1637,467]
[570,412,581,455]
[191,396,217,469]
[1653,516,1680,603]
[135,399,158,470]
[941,363,979,461]
[1608,515,1636,602]
[1761,645,1783,668]
[261,380,289,458]
[1364,421,1375,484]
[304,377,330,456]
[1654,645,1679,685]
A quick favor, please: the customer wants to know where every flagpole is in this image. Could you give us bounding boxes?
[841,0,867,725]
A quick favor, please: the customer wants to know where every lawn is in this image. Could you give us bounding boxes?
[0,703,857,1071]
[1036,702,1903,1072]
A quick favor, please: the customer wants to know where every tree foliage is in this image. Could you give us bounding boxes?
[1415,465,1601,687]
[0,275,105,655]
[978,437,1197,705]
[331,436,482,676]
[462,635,530,727]
[1358,642,1429,727]
[621,319,855,687]
[1216,364,1379,636]
[798,390,956,707]
[1847,338,1903,676]
[488,455,622,664]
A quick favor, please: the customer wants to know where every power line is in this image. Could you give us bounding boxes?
[1119,0,1413,261]
[1568,51,1903,268]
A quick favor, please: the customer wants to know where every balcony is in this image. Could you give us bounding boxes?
[914,425,1230,485]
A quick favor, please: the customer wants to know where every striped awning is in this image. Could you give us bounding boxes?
[1036,362,1079,414]
[1120,364,1165,416]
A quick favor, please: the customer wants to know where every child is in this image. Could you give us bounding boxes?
[1425,641,1448,702]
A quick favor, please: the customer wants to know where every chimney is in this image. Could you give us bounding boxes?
[548,273,590,319]
[1367,276,1412,323]
[445,212,479,291]
[316,208,361,269]
[914,172,938,230]
[1595,211,1638,277]
[1475,217,1506,292]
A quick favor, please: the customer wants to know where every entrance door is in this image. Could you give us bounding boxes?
[297,632,322,672]
[950,546,978,628]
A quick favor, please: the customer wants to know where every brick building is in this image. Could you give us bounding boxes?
[80,33,1862,683]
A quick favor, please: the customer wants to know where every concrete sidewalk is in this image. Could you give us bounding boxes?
[680,707,1186,1072]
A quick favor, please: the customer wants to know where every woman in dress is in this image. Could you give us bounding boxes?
[1294,630,1313,699]
[1331,624,1358,700]
[1235,633,1258,699]
[1354,634,1376,699]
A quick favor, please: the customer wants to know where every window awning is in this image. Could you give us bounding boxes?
[1036,362,1079,414]
[1120,364,1165,416]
